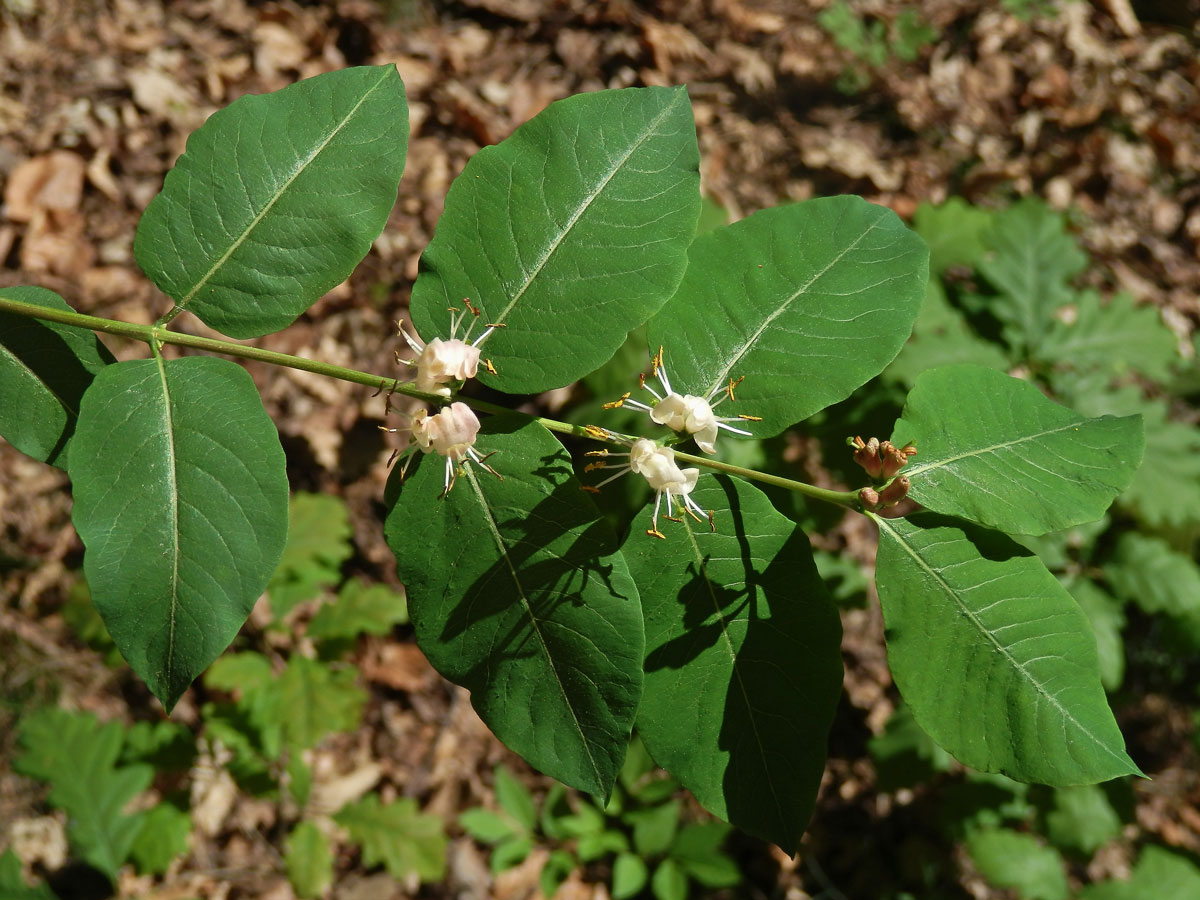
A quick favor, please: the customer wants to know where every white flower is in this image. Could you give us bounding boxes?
[408,402,500,495]
[586,434,710,539]
[605,347,760,454]
[397,298,501,397]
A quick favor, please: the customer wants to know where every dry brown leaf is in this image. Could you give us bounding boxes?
[362,642,439,693]
[4,150,85,223]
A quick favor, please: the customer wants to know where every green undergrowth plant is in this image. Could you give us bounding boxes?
[462,739,740,900]
[818,1,939,92]
[839,195,1200,899]
[10,492,435,896]
[0,64,1155,863]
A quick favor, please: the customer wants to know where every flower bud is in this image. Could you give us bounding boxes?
[850,435,883,479]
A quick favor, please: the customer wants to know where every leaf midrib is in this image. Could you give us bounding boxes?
[490,92,682,328]
[903,420,1090,478]
[178,69,393,308]
[704,217,883,396]
[153,354,182,693]
[681,516,787,836]
[873,515,1130,769]
[464,466,603,787]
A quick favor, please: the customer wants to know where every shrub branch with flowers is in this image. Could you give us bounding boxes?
[0,66,1146,852]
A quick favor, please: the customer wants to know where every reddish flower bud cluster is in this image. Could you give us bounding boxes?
[848,436,917,481]
[859,476,911,512]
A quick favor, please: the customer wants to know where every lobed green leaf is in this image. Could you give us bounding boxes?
[134,66,408,338]
[335,794,446,883]
[15,709,154,880]
[410,86,701,394]
[70,357,289,709]
[872,513,1140,785]
[384,416,643,796]
[624,476,842,852]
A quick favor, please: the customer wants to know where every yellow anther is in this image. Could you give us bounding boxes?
[603,392,631,410]
[580,485,601,494]
[482,358,498,375]
[646,528,667,540]
[737,414,763,422]
[584,425,610,440]
[584,461,607,472]
[651,345,664,377]
[585,449,609,457]
[725,376,744,401]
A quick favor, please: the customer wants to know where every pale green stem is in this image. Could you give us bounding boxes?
[0,296,861,509]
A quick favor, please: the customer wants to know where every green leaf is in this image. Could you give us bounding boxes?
[130,803,191,875]
[15,709,153,880]
[1105,533,1200,647]
[1063,577,1125,692]
[384,416,643,796]
[977,198,1088,357]
[651,858,689,900]
[1120,406,1200,529]
[0,850,55,900]
[625,476,842,852]
[459,808,516,843]
[307,579,408,641]
[269,492,354,617]
[134,66,408,339]
[670,823,740,887]
[335,794,446,883]
[893,365,1143,535]
[627,799,680,857]
[577,830,629,862]
[0,286,114,468]
[913,198,994,274]
[1042,784,1121,855]
[965,828,1068,900]
[490,836,533,873]
[884,281,1009,387]
[1038,290,1178,382]
[410,86,700,394]
[540,849,577,897]
[494,765,537,833]
[1078,845,1200,900]
[70,357,289,709]
[611,852,649,900]
[646,196,928,439]
[285,821,334,899]
[872,513,1139,785]
[275,655,367,751]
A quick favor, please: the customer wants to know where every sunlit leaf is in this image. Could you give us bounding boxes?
[978,198,1088,358]
[15,709,154,880]
[873,513,1139,785]
[894,365,1143,535]
[286,821,334,899]
[335,794,446,883]
[647,196,928,439]
[135,66,408,338]
[411,86,700,394]
[70,357,289,709]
